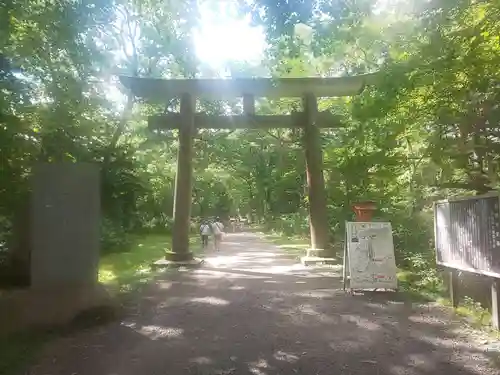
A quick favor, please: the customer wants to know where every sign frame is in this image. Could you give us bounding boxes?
[343,221,398,291]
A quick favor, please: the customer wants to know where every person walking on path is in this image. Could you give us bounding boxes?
[211,217,224,251]
[200,220,211,249]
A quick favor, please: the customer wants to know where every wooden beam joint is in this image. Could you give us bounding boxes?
[148,111,341,130]
[243,94,255,115]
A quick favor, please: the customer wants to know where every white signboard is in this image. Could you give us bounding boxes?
[345,221,398,290]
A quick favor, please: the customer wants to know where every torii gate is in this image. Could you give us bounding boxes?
[120,74,376,262]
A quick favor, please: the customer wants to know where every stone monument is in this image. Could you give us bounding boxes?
[0,163,115,334]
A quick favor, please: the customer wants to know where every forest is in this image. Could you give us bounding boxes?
[1,0,500,297]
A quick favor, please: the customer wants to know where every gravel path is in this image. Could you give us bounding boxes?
[28,232,499,375]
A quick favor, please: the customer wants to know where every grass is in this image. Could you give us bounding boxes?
[396,269,500,331]
[99,233,200,294]
[261,232,310,259]
[396,269,444,302]
[0,233,200,375]
[99,234,172,292]
[259,229,343,260]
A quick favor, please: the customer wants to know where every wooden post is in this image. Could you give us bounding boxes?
[302,93,329,252]
[449,269,459,308]
[243,94,255,115]
[342,227,349,291]
[169,93,195,261]
[491,278,500,329]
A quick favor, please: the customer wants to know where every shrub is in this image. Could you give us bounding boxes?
[266,213,309,237]
[100,216,132,254]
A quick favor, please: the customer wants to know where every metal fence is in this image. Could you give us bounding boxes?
[434,193,500,278]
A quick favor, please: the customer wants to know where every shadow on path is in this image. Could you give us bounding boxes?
[29,233,499,375]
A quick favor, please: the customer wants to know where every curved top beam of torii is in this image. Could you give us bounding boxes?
[118,73,378,101]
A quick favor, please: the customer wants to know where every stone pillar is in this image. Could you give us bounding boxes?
[0,163,116,335]
[302,93,329,252]
[169,93,195,261]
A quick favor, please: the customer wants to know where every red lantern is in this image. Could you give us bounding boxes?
[352,201,376,222]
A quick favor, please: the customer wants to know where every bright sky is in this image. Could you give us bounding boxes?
[191,0,396,68]
[193,1,266,68]
[107,0,398,109]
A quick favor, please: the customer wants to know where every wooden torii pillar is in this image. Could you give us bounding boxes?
[302,93,329,251]
[170,93,195,260]
[119,74,376,261]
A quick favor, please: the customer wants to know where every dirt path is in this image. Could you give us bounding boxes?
[29,232,499,375]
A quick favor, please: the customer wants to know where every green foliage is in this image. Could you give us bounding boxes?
[2,0,500,312]
[0,0,199,263]
[100,216,132,254]
[457,296,492,327]
[265,213,309,237]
